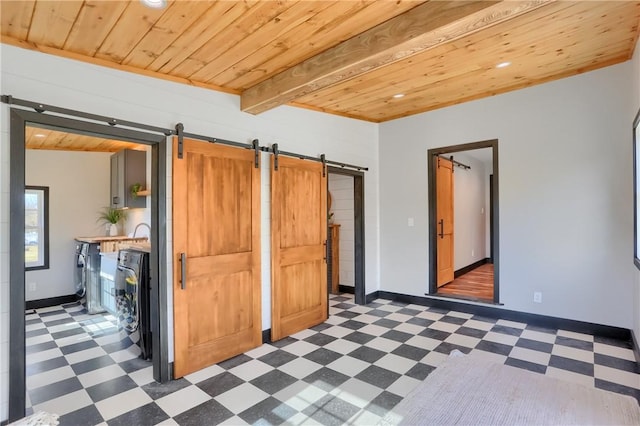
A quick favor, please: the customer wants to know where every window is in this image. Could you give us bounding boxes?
[25,186,49,270]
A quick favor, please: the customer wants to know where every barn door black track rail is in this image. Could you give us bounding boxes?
[266,143,368,172]
[2,95,368,172]
[437,154,470,170]
[175,122,368,172]
[1,95,173,136]
[175,122,257,160]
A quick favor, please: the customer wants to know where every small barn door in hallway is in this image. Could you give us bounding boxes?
[173,137,261,378]
[436,157,454,287]
[271,156,328,341]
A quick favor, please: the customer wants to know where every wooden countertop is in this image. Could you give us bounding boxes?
[119,242,152,253]
[75,236,149,243]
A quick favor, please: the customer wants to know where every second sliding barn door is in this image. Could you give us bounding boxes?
[271,156,328,341]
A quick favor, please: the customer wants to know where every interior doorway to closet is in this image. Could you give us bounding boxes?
[327,167,365,305]
[427,140,499,304]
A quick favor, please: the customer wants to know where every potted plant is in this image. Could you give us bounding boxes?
[98,207,126,236]
[130,183,143,199]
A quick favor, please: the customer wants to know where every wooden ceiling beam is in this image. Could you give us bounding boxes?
[240,0,552,115]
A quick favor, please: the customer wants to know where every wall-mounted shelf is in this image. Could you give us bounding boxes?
[135,190,151,196]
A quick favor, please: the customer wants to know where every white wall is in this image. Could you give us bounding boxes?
[123,147,152,239]
[379,61,635,330]
[452,153,487,270]
[0,44,379,421]
[329,174,355,286]
[632,42,640,345]
[25,150,111,301]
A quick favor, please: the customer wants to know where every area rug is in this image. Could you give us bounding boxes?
[381,352,640,425]
[9,411,59,426]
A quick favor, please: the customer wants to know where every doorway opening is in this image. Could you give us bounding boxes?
[327,167,365,305]
[427,140,499,304]
[9,108,168,421]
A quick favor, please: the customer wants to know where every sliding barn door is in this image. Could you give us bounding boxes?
[271,156,327,341]
[436,156,454,287]
[173,137,261,378]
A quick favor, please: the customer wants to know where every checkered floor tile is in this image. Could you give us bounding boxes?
[24,295,640,425]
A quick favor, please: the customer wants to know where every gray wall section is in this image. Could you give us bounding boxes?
[632,43,640,344]
[379,61,635,329]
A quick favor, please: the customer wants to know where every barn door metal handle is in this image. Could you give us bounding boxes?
[438,219,444,239]
[180,253,187,289]
[323,240,328,263]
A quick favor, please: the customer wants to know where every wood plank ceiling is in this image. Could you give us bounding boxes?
[26,125,146,152]
[2,1,639,123]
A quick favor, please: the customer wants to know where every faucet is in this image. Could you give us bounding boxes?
[133,222,151,239]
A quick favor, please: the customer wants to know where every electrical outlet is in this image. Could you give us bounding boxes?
[408,217,414,227]
[28,282,36,292]
[471,249,475,257]
[533,291,542,303]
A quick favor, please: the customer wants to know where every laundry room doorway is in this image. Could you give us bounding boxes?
[8,106,169,421]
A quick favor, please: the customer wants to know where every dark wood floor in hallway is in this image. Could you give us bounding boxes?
[437,263,494,303]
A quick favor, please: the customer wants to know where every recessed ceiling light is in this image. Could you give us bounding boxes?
[140,0,167,9]
[496,61,511,68]
[34,133,46,138]
[392,93,405,99]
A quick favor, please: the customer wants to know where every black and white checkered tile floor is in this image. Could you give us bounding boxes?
[25,294,640,425]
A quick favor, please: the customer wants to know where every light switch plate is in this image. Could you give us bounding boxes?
[408,217,414,227]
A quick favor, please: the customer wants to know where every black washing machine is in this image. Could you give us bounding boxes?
[115,249,151,360]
